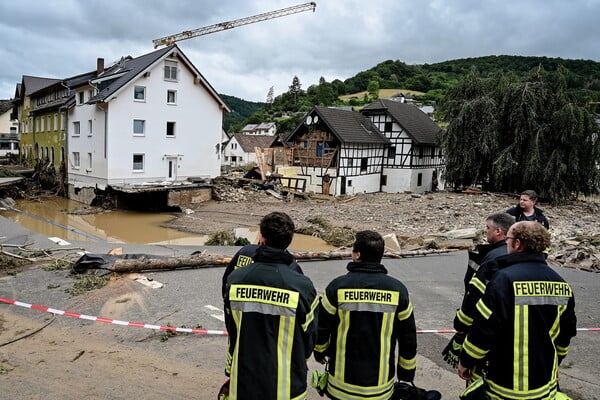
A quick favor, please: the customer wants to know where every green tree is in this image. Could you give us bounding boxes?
[367,80,380,100]
[289,76,302,104]
[440,68,600,203]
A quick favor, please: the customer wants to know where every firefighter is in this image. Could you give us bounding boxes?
[313,230,417,399]
[222,212,318,399]
[442,213,515,370]
[458,221,577,400]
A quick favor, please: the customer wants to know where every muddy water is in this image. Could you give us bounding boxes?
[0,197,335,251]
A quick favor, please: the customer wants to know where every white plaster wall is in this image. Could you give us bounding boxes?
[382,168,412,193]
[68,56,223,189]
[343,173,381,195]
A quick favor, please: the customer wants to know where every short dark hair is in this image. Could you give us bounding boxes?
[352,230,384,263]
[521,190,539,202]
[260,212,295,249]
[511,221,550,253]
[487,212,515,235]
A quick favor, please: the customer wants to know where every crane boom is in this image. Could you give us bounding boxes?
[153,2,316,48]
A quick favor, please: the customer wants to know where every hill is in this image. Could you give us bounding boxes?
[221,55,600,133]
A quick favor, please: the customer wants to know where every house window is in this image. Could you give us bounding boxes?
[348,158,353,167]
[166,121,176,136]
[73,152,80,169]
[133,154,144,171]
[164,60,178,80]
[78,92,85,104]
[381,175,387,186]
[388,146,396,159]
[360,157,368,172]
[167,90,177,104]
[134,86,146,101]
[87,153,92,170]
[133,119,145,135]
[384,121,393,132]
[88,120,93,136]
[73,121,80,136]
[231,143,237,150]
[418,147,424,159]
[431,147,435,158]
[417,173,423,186]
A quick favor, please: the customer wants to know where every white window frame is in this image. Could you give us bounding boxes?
[133,154,145,172]
[133,119,145,136]
[164,60,178,81]
[134,86,146,101]
[73,152,80,169]
[87,152,92,171]
[167,90,177,104]
[88,120,93,136]
[78,91,85,105]
[73,121,80,136]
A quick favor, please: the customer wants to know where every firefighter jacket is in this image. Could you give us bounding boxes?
[455,240,508,332]
[506,205,550,229]
[463,241,508,292]
[314,261,417,400]
[222,244,303,297]
[460,252,577,400]
[224,246,318,400]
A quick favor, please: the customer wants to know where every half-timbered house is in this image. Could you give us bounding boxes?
[283,106,389,195]
[361,99,444,193]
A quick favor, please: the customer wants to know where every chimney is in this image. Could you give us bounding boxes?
[97,58,105,75]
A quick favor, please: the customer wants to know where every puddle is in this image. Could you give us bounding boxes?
[0,197,336,251]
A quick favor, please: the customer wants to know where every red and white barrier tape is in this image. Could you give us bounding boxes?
[1,296,599,335]
[0,296,228,336]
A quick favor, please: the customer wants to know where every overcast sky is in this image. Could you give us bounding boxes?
[1,0,599,102]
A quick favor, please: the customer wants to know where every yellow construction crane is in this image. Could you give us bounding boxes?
[153,2,316,48]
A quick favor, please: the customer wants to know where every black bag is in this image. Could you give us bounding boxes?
[392,381,442,400]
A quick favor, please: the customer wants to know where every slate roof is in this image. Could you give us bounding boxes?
[290,106,388,145]
[0,100,13,115]
[361,99,442,145]
[21,76,61,97]
[87,45,228,111]
[232,133,277,153]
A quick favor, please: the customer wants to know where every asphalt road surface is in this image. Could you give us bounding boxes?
[2,237,599,399]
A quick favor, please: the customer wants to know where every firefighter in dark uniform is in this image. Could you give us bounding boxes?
[443,213,515,370]
[458,221,577,400]
[222,243,303,297]
[314,230,417,400]
[223,212,318,400]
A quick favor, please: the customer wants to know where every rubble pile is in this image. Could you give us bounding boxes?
[176,179,600,272]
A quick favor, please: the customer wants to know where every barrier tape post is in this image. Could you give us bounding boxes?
[2,296,599,335]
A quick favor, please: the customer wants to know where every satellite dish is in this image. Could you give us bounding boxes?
[305,116,313,125]
[313,115,319,123]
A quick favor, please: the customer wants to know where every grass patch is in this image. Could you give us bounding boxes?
[205,231,250,246]
[339,88,425,102]
[67,274,109,296]
[43,259,71,271]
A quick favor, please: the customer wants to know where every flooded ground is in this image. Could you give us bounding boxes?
[0,196,335,251]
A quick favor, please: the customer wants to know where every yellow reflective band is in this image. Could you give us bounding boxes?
[475,299,492,320]
[335,311,350,380]
[513,281,572,297]
[314,342,329,353]
[457,308,474,326]
[338,289,399,305]
[398,355,416,370]
[302,295,320,331]
[463,337,488,360]
[234,254,253,269]
[327,374,394,399]
[397,301,413,321]
[487,376,557,399]
[277,315,294,399]
[321,293,337,315]
[379,312,394,384]
[469,276,486,294]
[230,284,299,308]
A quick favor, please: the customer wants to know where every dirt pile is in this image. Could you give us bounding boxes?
[169,184,600,273]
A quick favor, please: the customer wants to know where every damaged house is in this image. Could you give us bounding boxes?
[66,44,229,208]
[281,102,443,196]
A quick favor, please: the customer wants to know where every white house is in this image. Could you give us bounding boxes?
[222,133,277,168]
[66,45,229,204]
[241,122,277,136]
[0,100,19,158]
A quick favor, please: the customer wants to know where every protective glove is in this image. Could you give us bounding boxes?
[217,379,230,400]
[442,332,466,368]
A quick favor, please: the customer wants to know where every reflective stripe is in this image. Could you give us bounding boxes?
[456,308,474,327]
[334,310,350,380]
[476,299,492,320]
[469,276,486,294]
[302,295,319,331]
[339,302,396,312]
[327,374,394,399]
[378,312,394,384]
[277,315,295,399]
[231,301,296,316]
[397,301,413,321]
[230,284,299,309]
[513,281,572,298]
[514,305,529,391]
[515,296,570,306]
[321,293,337,315]
[463,337,488,360]
[398,355,416,371]
[487,376,557,399]
[229,309,243,399]
[314,341,329,353]
[468,259,480,271]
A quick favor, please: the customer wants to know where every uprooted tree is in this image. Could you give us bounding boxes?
[439,66,600,203]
